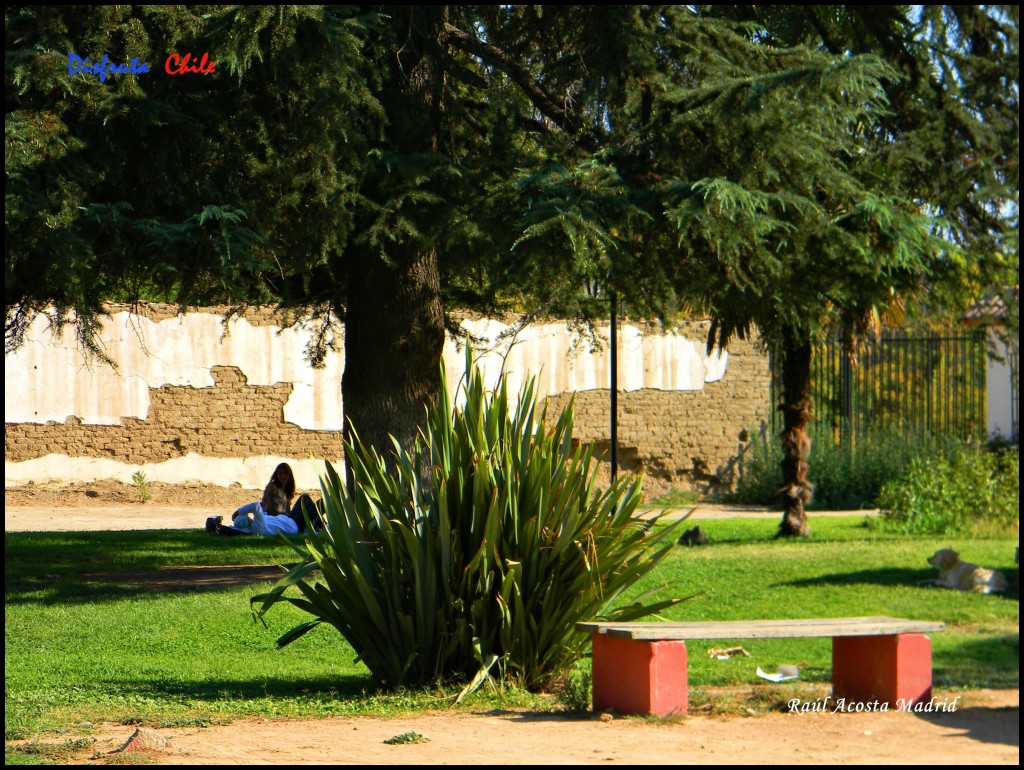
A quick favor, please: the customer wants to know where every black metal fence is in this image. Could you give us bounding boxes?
[771,328,988,443]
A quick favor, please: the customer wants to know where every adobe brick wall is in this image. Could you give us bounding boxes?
[4,307,771,498]
[4,365,344,465]
[544,329,771,498]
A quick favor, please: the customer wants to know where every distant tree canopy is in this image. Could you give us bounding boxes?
[6,6,1017,530]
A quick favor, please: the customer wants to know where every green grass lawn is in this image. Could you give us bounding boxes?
[5,517,1018,744]
[631,517,1018,691]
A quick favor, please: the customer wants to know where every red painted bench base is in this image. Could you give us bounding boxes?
[591,632,933,717]
[832,633,932,706]
[592,634,690,717]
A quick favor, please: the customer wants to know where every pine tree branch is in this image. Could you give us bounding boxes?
[804,10,847,56]
[442,21,599,151]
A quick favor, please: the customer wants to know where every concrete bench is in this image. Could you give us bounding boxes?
[576,616,945,717]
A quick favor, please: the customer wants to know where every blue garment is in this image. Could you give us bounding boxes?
[232,501,299,536]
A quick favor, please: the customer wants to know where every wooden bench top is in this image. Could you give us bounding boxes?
[576,616,944,641]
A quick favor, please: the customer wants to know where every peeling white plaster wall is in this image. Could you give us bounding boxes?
[4,310,348,429]
[5,309,735,488]
[6,311,727,430]
[452,319,726,402]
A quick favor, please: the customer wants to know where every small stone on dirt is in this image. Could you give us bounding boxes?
[114,727,173,753]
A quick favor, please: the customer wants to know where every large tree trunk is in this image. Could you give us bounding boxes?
[342,246,445,464]
[340,7,448,477]
[777,334,814,537]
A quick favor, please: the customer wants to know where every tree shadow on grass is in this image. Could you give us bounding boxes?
[4,564,319,606]
[5,530,309,606]
[83,563,312,591]
[108,673,379,705]
[777,567,1019,601]
[933,635,1021,691]
[775,566,934,588]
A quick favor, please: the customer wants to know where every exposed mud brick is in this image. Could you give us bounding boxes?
[5,365,343,464]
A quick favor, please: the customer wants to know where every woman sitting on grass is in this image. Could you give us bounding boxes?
[206,462,324,536]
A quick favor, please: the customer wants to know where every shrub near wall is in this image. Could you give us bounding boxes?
[728,425,975,511]
[876,446,1020,536]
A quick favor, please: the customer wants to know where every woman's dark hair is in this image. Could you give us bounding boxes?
[270,462,296,501]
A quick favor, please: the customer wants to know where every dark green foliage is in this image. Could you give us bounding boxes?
[492,9,931,333]
[688,5,1019,534]
[703,5,1019,326]
[552,669,592,712]
[6,5,1017,483]
[876,447,1020,536]
[5,5,377,343]
[383,732,429,745]
[732,428,1022,536]
[252,351,685,689]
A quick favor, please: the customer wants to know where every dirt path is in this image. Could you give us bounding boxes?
[6,482,1014,765]
[16,690,1019,765]
[4,478,876,531]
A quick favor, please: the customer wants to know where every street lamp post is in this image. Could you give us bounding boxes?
[610,290,618,481]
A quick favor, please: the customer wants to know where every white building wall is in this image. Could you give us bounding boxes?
[987,329,1019,441]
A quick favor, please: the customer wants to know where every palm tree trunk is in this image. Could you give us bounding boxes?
[777,335,814,537]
